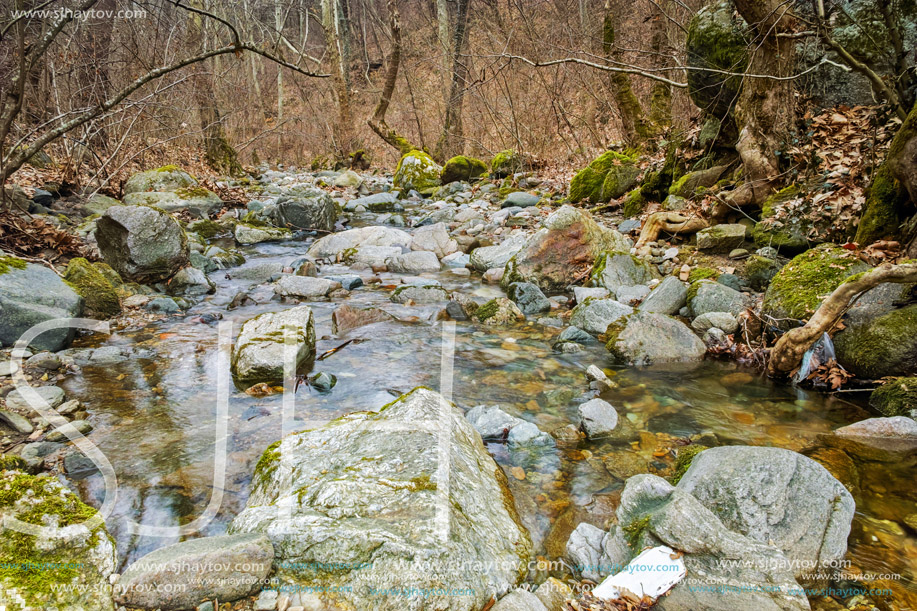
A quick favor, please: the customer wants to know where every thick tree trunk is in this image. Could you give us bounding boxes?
[434,0,471,161]
[768,262,917,377]
[323,0,357,158]
[856,101,917,245]
[731,0,796,206]
[603,0,652,144]
[648,6,671,131]
[368,0,418,156]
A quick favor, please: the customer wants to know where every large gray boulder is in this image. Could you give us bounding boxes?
[568,298,633,336]
[605,311,706,366]
[124,165,197,194]
[502,206,629,291]
[590,252,656,297]
[231,306,315,386]
[114,534,273,610]
[617,474,809,611]
[639,276,687,315]
[688,280,748,317]
[677,446,855,582]
[469,234,528,271]
[307,226,412,259]
[95,205,189,283]
[258,191,338,232]
[411,222,460,258]
[230,388,532,610]
[0,257,84,351]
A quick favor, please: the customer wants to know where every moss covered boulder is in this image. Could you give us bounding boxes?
[743,253,785,291]
[490,149,524,178]
[441,155,488,184]
[685,1,748,118]
[834,305,917,379]
[231,306,315,386]
[668,165,729,199]
[761,244,869,329]
[63,258,121,318]
[621,188,646,218]
[124,164,197,194]
[0,471,116,611]
[123,186,223,218]
[0,256,84,352]
[230,387,532,611]
[393,150,442,196]
[869,378,917,417]
[502,205,630,292]
[569,151,640,204]
[605,311,706,366]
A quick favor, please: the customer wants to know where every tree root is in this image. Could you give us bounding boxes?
[767,261,917,377]
[635,212,709,250]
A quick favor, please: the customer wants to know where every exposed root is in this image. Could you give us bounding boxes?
[635,211,709,250]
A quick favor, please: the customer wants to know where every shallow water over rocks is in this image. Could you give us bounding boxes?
[56,232,917,608]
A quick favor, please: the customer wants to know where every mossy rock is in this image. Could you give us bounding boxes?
[835,305,917,379]
[869,377,917,417]
[762,244,869,329]
[752,184,815,254]
[685,1,748,118]
[63,257,121,318]
[0,471,116,610]
[855,161,910,245]
[123,165,198,194]
[0,255,28,276]
[393,150,442,196]
[622,188,646,218]
[743,254,784,291]
[670,444,707,485]
[569,151,639,203]
[441,155,487,184]
[490,150,524,178]
[639,142,680,201]
[668,165,729,199]
[687,266,719,283]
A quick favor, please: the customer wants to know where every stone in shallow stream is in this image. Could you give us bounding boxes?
[230,387,532,611]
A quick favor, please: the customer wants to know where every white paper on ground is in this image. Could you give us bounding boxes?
[592,545,687,601]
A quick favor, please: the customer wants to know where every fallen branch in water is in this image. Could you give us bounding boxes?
[767,261,917,377]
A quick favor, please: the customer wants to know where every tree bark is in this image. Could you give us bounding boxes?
[367,0,418,155]
[768,261,917,377]
[648,6,672,131]
[855,101,917,244]
[433,0,471,161]
[75,0,115,151]
[603,0,652,144]
[322,0,357,158]
[731,0,797,206]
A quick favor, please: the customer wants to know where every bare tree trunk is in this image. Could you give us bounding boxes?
[603,0,652,144]
[436,0,451,79]
[368,0,418,155]
[648,5,671,131]
[323,0,357,159]
[76,0,115,151]
[434,0,471,161]
[731,0,796,206]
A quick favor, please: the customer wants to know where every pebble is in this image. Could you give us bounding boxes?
[0,361,20,377]
[45,419,93,442]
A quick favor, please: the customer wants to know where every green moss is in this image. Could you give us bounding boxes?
[408,474,438,491]
[156,164,181,173]
[761,184,800,218]
[490,150,522,178]
[394,150,442,195]
[0,455,27,472]
[441,155,487,184]
[0,255,27,276]
[670,445,707,484]
[869,377,917,416]
[685,1,749,118]
[834,305,917,379]
[743,254,782,291]
[685,279,711,304]
[569,151,638,203]
[762,244,868,325]
[474,299,501,322]
[187,218,223,239]
[63,257,121,318]
[622,188,646,218]
[174,185,212,199]
[688,267,719,283]
[0,472,107,599]
[640,141,679,201]
[623,515,652,549]
[603,317,629,357]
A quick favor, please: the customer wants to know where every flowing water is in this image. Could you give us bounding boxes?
[58,234,917,609]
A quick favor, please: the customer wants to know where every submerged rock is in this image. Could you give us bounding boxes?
[231,306,315,385]
[95,205,189,283]
[0,257,84,351]
[230,388,532,611]
[331,304,396,334]
[578,398,619,439]
[502,206,629,292]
